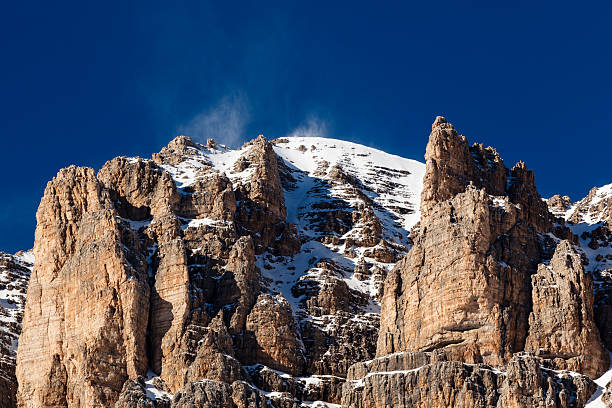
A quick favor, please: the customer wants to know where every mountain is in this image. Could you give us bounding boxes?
[2,117,611,407]
[13,133,423,408]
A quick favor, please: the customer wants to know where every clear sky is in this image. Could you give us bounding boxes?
[1,1,611,252]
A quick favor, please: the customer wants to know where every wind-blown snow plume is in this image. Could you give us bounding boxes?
[178,92,250,147]
[285,116,329,139]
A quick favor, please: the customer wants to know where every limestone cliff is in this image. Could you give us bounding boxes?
[377,117,557,367]
[353,116,610,407]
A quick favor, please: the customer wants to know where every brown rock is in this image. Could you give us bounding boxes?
[17,166,150,407]
[184,313,244,385]
[498,353,596,408]
[547,195,572,218]
[114,377,171,408]
[342,352,596,408]
[171,380,270,408]
[153,136,205,166]
[377,117,552,368]
[525,240,609,378]
[240,294,305,376]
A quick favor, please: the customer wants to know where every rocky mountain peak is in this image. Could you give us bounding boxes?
[373,116,608,403]
[547,194,573,217]
[568,183,612,225]
[205,138,217,149]
[11,132,427,407]
[431,115,453,130]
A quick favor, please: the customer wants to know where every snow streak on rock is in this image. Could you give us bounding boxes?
[0,251,33,406]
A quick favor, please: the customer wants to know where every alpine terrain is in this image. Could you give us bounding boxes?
[1,116,611,407]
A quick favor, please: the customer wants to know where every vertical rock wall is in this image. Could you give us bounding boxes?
[17,167,150,407]
[377,117,551,367]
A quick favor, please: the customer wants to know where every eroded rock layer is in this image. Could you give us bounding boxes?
[341,351,596,408]
[379,117,554,366]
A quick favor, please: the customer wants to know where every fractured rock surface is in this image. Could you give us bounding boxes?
[341,351,596,408]
[378,117,554,367]
[370,116,609,407]
[525,240,608,377]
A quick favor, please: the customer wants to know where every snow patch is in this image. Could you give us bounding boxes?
[586,352,612,407]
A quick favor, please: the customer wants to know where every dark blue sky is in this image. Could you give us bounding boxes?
[1,1,611,252]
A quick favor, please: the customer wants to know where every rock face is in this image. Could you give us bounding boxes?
[342,351,596,408]
[369,116,609,407]
[525,240,608,377]
[378,116,553,367]
[241,293,305,375]
[17,166,151,407]
[554,182,612,354]
[0,251,32,408]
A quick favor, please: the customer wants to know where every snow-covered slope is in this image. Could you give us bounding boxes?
[567,183,612,225]
[0,250,33,399]
[0,251,32,355]
[272,136,424,233]
[159,135,424,306]
[198,136,422,325]
[586,352,612,407]
[548,183,612,277]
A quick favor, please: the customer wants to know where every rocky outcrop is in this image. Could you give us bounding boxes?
[342,351,596,408]
[183,312,244,385]
[377,117,552,368]
[171,380,271,408]
[371,116,608,406]
[114,378,171,408]
[547,195,573,218]
[17,166,151,407]
[240,294,305,375]
[525,240,608,378]
[234,135,298,255]
[557,182,612,354]
[20,134,400,407]
[567,183,612,225]
[497,354,596,408]
[15,136,307,407]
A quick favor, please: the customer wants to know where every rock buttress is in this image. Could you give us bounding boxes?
[377,116,607,378]
[17,166,150,407]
